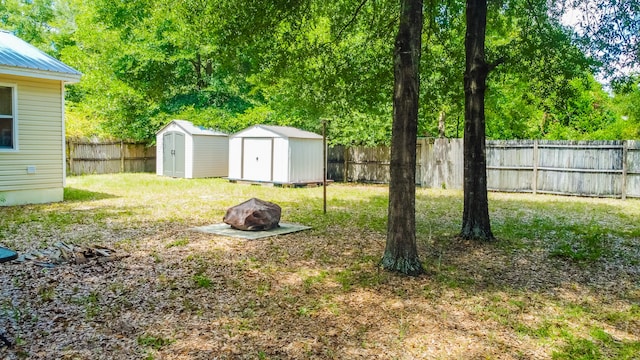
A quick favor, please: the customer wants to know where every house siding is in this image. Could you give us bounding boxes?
[0,74,64,204]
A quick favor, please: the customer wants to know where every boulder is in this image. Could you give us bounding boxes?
[223,198,281,231]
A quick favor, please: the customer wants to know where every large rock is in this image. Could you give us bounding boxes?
[223,198,281,231]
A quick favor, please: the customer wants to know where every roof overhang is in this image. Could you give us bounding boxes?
[0,64,82,83]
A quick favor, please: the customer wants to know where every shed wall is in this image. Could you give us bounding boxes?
[228,137,242,179]
[289,138,323,183]
[272,138,289,183]
[192,135,229,178]
[156,124,192,178]
[156,122,189,176]
[155,133,163,176]
[184,133,194,178]
[0,74,64,205]
[236,127,280,138]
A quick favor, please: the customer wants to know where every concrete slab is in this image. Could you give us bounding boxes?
[191,222,311,240]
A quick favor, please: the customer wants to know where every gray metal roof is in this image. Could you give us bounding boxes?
[249,125,322,139]
[0,30,81,82]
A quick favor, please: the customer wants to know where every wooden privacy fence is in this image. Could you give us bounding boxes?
[327,144,425,185]
[66,140,156,175]
[328,139,640,199]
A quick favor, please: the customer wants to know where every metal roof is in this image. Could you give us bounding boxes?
[158,119,228,136]
[0,30,81,82]
[238,125,322,139]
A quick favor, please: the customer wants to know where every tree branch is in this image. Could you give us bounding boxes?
[335,0,369,41]
[487,57,505,72]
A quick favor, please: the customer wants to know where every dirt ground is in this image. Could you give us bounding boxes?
[1,177,639,359]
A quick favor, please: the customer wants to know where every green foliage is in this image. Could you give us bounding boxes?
[610,76,640,138]
[0,0,56,50]
[3,0,636,143]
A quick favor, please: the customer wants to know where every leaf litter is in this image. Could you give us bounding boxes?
[0,174,638,359]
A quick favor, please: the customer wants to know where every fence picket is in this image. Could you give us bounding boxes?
[327,139,640,199]
[66,140,155,175]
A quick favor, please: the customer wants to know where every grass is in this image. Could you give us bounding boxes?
[0,173,639,359]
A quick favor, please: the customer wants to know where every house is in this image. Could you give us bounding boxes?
[0,30,81,206]
[156,119,229,178]
[228,125,324,185]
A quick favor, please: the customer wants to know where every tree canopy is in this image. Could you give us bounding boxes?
[0,0,636,143]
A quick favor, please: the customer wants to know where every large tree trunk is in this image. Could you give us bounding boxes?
[461,0,494,241]
[382,0,424,276]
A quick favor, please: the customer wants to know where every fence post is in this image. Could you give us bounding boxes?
[532,140,538,195]
[68,141,75,176]
[622,141,628,200]
[120,140,125,173]
[343,146,349,182]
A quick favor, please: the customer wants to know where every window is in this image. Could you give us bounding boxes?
[0,85,16,150]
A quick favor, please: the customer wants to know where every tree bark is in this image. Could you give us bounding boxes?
[192,53,204,90]
[382,0,424,276]
[438,110,446,138]
[461,0,494,241]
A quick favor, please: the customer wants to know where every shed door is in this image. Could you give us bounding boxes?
[242,138,272,182]
[163,132,185,177]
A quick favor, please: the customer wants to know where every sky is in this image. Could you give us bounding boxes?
[559,1,638,85]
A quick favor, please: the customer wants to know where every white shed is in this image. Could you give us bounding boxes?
[156,120,228,178]
[229,125,324,185]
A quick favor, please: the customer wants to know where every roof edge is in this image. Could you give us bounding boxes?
[0,64,82,83]
[156,119,227,136]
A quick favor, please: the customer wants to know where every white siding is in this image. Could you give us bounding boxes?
[155,131,164,176]
[228,137,242,179]
[157,121,230,179]
[0,74,64,203]
[156,123,191,177]
[289,138,323,183]
[192,135,229,178]
[272,138,289,183]
[235,126,280,138]
[228,132,323,184]
[184,132,194,178]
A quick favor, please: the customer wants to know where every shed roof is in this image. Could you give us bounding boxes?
[233,125,322,139]
[0,30,82,82]
[157,119,228,136]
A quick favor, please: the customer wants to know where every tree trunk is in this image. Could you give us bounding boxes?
[192,53,204,90]
[382,0,424,276]
[461,0,494,241]
[438,110,446,138]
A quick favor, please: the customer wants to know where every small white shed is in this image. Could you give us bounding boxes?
[228,125,324,185]
[156,120,228,178]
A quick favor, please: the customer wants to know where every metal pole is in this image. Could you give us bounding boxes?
[622,140,628,200]
[323,118,327,214]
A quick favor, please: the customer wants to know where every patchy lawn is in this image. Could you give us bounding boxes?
[1,173,639,359]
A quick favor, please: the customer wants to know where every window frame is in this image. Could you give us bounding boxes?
[0,82,18,152]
